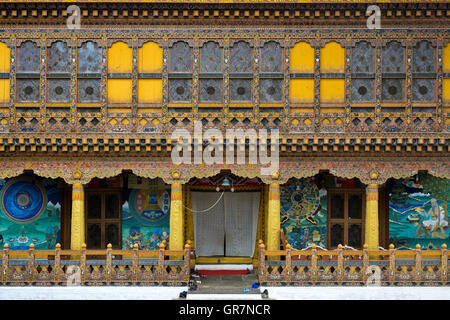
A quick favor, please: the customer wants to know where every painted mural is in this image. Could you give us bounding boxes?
[0,176,61,250]
[388,175,450,250]
[280,178,327,249]
[122,178,171,250]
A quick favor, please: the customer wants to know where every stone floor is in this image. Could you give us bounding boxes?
[188,271,262,295]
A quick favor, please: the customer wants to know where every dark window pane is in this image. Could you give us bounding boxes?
[352,41,374,73]
[348,224,362,248]
[330,224,344,247]
[77,78,101,103]
[382,78,404,102]
[78,41,101,73]
[230,78,252,102]
[47,79,70,102]
[48,41,70,73]
[199,79,222,102]
[412,78,435,102]
[260,79,282,102]
[330,194,344,219]
[87,194,101,219]
[348,194,362,219]
[106,223,120,248]
[261,41,282,73]
[87,223,101,249]
[105,194,119,219]
[351,79,374,102]
[17,41,40,73]
[169,78,192,102]
[169,41,192,73]
[17,79,39,102]
[413,40,435,73]
[200,41,222,73]
[230,41,252,73]
[382,41,404,73]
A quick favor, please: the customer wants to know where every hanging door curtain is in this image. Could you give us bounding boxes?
[192,192,225,257]
[192,191,260,258]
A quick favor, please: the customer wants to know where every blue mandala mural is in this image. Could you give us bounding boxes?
[1,178,47,222]
[122,187,171,250]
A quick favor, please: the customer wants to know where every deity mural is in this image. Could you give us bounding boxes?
[0,176,61,250]
[388,175,450,250]
[122,182,171,250]
[280,178,327,249]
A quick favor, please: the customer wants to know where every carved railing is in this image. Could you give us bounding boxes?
[258,242,448,286]
[0,242,191,286]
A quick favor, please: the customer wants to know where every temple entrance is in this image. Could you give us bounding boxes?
[187,172,264,262]
[192,191,260,258]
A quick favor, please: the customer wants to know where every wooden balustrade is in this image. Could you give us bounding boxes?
[258,241,449,286]
[0,242,191,286]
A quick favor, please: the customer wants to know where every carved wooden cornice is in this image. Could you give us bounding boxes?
[0,2,448,28]
[0,155,447,185]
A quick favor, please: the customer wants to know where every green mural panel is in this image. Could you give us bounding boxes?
[122,179,171,250]
[389,175,450,250]
[0,176,61,250]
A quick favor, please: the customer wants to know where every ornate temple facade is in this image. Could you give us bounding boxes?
[0,0,448,274]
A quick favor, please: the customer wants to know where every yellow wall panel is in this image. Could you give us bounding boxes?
[289,79,314,103]
[320,41,345,73]
[320,79,345,104]
[138,41,163,73]
[108,41,132,74]
[443,78,450,103]
[107,79,132,104]
[138,79,162,104]
[0,42,10,73]
[443,43,450,73]
[290,41,314,74]
[0,79,9,103]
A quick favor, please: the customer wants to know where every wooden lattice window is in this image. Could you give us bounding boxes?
[327,188,365,249]
[85,190,122,249]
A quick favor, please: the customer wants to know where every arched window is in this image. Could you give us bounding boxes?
[230,41,252,104]
[351,41,375,103]
[138,41,163,108]
[381,41,405,106]
[47,41,71,104]
[199,41,222,104]
[412,40,436,104]
[77,41,101,104]
[168,41,192,103]
[260,41,283,104]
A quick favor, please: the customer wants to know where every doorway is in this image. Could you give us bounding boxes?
[192,191,260,258]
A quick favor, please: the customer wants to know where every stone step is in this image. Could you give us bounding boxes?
[188,272,261,295]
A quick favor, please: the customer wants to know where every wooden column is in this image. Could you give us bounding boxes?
[365,183,379,251]
[169,182,184,251]
[267,183,280,251]
[70,183,85,250]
